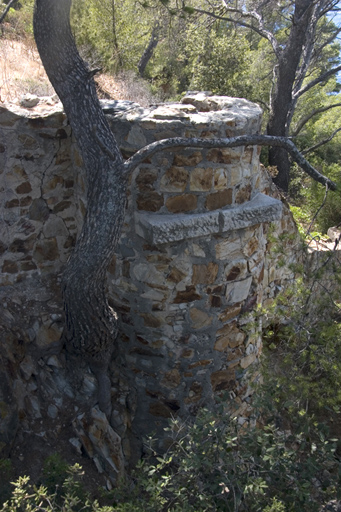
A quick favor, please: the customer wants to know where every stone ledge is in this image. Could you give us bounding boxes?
[135,193,282,244]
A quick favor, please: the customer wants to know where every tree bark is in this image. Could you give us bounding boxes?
[34,0,127,416]
[267,0,314,192]
[138,22,160,77]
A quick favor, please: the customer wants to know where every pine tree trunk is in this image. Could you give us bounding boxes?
[267,0,314,193]
[33,0,127,415]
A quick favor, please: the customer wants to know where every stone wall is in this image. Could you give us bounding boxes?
[0,93,301,472]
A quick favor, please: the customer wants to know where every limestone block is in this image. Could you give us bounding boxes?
[141,313,164,328]
[160,167,189,192]
[207,148,242,164]
[2,260,18,273]
[189,307,213,329]
[190,167,212,191]
[215,323,245,351]
[33,238,59,262]
[162,369,181,389]
[42,215,69,238]
[225,276,252,304]
[174,151,203,166]
[15,181,32,194]
[73,407,125,484]
[173,285,201,304]
[205,189,233,210]
[210,369,236,392]
[166,194,197,213]
[149,401,176,418]
[218,305,241,323]
[192,262,219,285]
[135,210,220,245]
[135,168,158,192]
[213,168,228,190]
[18,133,39,150]
[235,184,252,204]
[20,355,37,380]
[136,191,163,212]
[215,237,243,260]
[219,193,282,232]
[20,94,40,108]
[225,259,248,281]
[240,353,257,369]
[190,243,206,257]
[126,125,147,147]
[29,198,50,222]
[36,323,63,348]
[132,263,168,287]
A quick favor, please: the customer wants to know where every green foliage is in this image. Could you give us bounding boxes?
[2,0,34,37]
[0,459,14,506]
[261,254,341,417]
[185,23,253,98]
[41,453,70,493]
[0,474,86,512]
[305,165,341,234]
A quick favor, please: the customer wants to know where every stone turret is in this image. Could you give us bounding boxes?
[0,92,298,473]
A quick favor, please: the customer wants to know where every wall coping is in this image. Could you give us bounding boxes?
[135,193,282,244]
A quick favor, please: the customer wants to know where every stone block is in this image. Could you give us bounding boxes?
[166,194,197,213]
[149,401,176,418]
[18,134,39,149]
[135,210,220,245]
[225,259,248,281]
[136,191,164,212]
[189,307,213,329]
[126,125,147,147]
[218,305,241,323]
[213,168,228,190]
[2,260,18,273]
[160,167,189,192]
[205,189,233,210]
[240,353,257,369]
[235,184,252,204]
[215,237,243,260]
[15,181,32,194]
[135,168,158,191]
[43,215,69,238]
[192,262,218,285]
[173,286,201,303]
[225,276,252,304]
[174,151,203,166]
[215,323,245,351]
[210,369,236,392]
[219,193,282,232]
[141,313,164,328]
[207,148,241,164]
[33,238,59,262]
[190,168,212,191]
[230,166,243,186]
[162,369,181,389]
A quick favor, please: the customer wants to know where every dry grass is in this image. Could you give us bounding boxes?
[0,35,158,106]
[0,37,55,102]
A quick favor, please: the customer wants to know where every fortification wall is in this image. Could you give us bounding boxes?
[0,93,299,474]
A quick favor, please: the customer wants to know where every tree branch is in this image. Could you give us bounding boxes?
[301,126,341,155]
[294,64,341,99]
[123,134,337,190]
[292,103,341,136]
[189,6,280,56]
[0,0,19,24]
